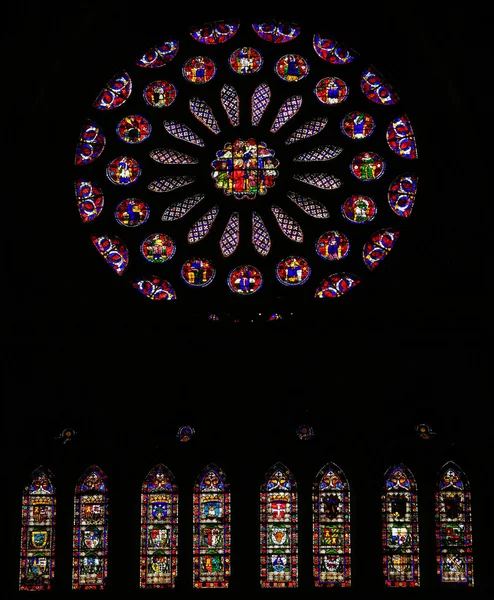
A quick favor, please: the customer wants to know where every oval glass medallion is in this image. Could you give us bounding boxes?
[143,80,177,108]
[275,54,309,82]
[315,231,350,260]
[181,258,216,287]
[106,156,141,185]
[229,47,263,74]
[228,265,263,295]
[115,199,150,227]
[342,195,377,224]
[116,114,151,144]
[276,256,310,286]
[183,56,216,84]
[140,233,176,263]
[350,152,385,181]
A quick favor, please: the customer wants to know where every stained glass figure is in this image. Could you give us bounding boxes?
[181,258,215,287]
[382,464,420,587]
[271,206,303,242]
[189,97,221,134]
[296,425,314,440]
[276,256,310,286]
[315,231,350,260]
[361,67,399,105]
[161,194,205,221]
[275,54,309,82]
[106,156,141,185]
[342,195,377,224]
[386,114,418,159]
[91,235,128,275]
[293,145,342,162]
[75,120,105,166]
[341,111,375,139]
[115,198,150,227]
[93,71,132,110]
[314,273,360,298]
[183,56,216,84]
[19,467,56,591]
[313,34,355,64]
[208,314,219,321]
[253,22,301,43]
[193,464,231,588]
[75,180,104,223]
[141,233,176,263]
[436,462,474,585]
[150,148,198,165]
[132,276,177,300]
[388,173,418,218]
[287,191,330,219]
[176,425,195,441]
[268,313,283,321]
[260,463,298,588]
[221,84,240,127]
[229,47,262,74]
[285,117,328,145]
[163,120,205,146]
[116,114,151,144]
[136,40,179,68]
[148,175,196,193]
[270,95,302,133]
[315,77,349,104]
[187,206,219,243]
[363,229,400,270]
[252,212,271,256]
[350,152,385,181]
[140,465,178,588]
[220,212,239,257]
[56,428,77,444]
[72,466,109,590]
[190,21,239,44]
[313,463,351,587]
[415,424,436,440]
[228,264,263,295]
[293,173,342,190]
[251,83,271,126]
[143,80,177,108]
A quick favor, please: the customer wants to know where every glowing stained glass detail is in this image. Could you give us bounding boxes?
[211,139,279,199]
[436,462,474,586]
[136,40,179,68]
[72,466,108,590]
[115,198,149,227]
[388,173,418,218]
[271,206,303,242]
[293,173,342,190]
[75,180,104,223]
[132,276,177,300]
[350,152,385,181]
[106,156,141,185]
[387,114,418,159]
[315,77,349,104]
[143,80,177,108]
[342,195,377,224]
[181,258,215,287]
[275,54,309,82]
[382,465,420,587]
[361,67,399,105]
[253,22,301,43]
[287,191,330,219]
[315,273,360,298]
[296,425,313,440]
[363,229,401,270]
[116,114,151,144]
[313,463,351,587]
[228,265,263,295]
[270,95,302,133]
[188,206,219,243]
[161,194,205,221]
[150,148,198,165]
[221,84,240,127]
[341,111,375,139]
[251,83,271,126]
[193,464,231,588]
[141,233,176,264]
[293,145,342,162]
[75,120,105,165]
[163,120,205,146]
[313,34,355,65]
[220,212,239,257]
[91,235,128,275]
[252,212,271,256]
[183,56,216,84]
[285,118,328,145]
[139,464,178,589]
[189,97,221,134]
[316,231,350,260]
[276,256,310,286]
[93,71,131,110]
[148,176,196,193]
[229,47,262,74]
[176,425,195,441]
[19,468,56,591]
[260,463,298,588]
[190,21,239,44]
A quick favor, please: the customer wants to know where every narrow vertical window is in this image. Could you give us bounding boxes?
[436,462,474,585]
[72,465,109,590]
[19,467,56,591]
[313,462,351,586]
[193,463,230,588]
[140,464,178,588]
[382,464,420,587]
[260,462,298,588]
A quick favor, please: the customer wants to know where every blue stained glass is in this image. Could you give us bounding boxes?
[314,273,360,298]
[93,71,132,110]
[253,22,301,43]
[271,206,303,242]
[148,176,196,193]
[313,34,355,64]
[190,21,239,44]
[270,96,302,133]
[285,118,328,145]
[252,212,271,256]
[220,212,240,257]
[221,84,240,127]
[161,194,205,221]
[163,120,205,146]
[361,67,399,105]
[293,173,342,190]
[287,191,330,219]
[293,145,342,162]
[132,276,177,300]
[251,83,271,126]
[150,148,198,164]
[136,40,179,68]
[187,206,219,243]
[189,97,221,134]
[386,114,418,159]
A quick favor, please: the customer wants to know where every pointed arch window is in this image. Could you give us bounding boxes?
[19,467,56,591]
[193,463,231,588]
[140,464,178,588]
[313,462,351,587]
[260,462,298,588]
[72,465,109,590]
[436,462,474,585]
[382,464,420,587]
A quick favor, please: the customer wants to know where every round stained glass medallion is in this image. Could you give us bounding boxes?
[115,198,150,227]
[143,80,177,108]
[276,256,311,286]
[176,425,195,442]
[341,111,375,139]
[140,233,176,263]
[229,47,262,74]
[342,195,377,224]
[116,114,151,143]
[228,265,263,295]
[315,231,350,260]
[106,156,141,185]
[181,258,215,287]
[182,56,216,84]
[275,54,309,82]
[314,76,348,104]
[350,152,385,181]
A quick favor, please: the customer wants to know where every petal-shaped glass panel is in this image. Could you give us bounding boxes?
[314,273,360,298]
[161,194,205,221]
[252,212,271,256]
[350,152,385,181]
[252,22,301,43]
[132,276,177,300]
[287,191,330,219]
[163,120,205,146]
[313,34,355,64]
[116,114,151,144]
[141,233,176,264]
[386,114,418,159]
[275,54,309,82]
[93,71,132,110]
[341,111,375,139]
[75,180,104,223]
[361,67,399,105]
[285,117,328,145]
[182,56,216,84]
[181,258,216,287]
[75,119,105,165]
[220,212,239,257]
[229,47,263,74]
[251,83,271,126]
[221,84,240,127]
[143,80,177,108]
[271,205,303,242]
[106,156,141,185]
[342,194,377,223]
[187,206,219,243]
[293,145,342,162]
[388,173,418,218]
[136,40,179,68]
[276,256,311,286]
[315,231,350,260]
[315,77,349,104]
[115,198,150,227]
[227,265,263,295]
[190,20,239,44]
[189,97,221,134]
[148,175,196,193]
[91,235,129,275]
[363,229,401,270]
[270,95,302,133]
[150,148,198,164]
[293,173,342,190]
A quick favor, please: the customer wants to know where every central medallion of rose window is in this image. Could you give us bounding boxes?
[211,138,279,199]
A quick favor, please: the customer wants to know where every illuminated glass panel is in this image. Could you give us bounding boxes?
[341,111,375,139]
[229,47,262,74]
[313,463,351,587]
[221,84,240,127]
[252,212,271,256]
[75,119,105,165]
[163,120,205,146]
[90,235,129,275]
[350,152,385,181]
[148,175,196,193]
[313,34,355,64]
[382,464,420,587]
[271,206,303,242]
[251,83,271,126]
[253,22,301,43]
[275,256,310,286]
[106,156,141,185]
[140,464,178,589]
[75,180,104,223]
[189,97,221,134]
[285,117,328,145]
[183,56,216,84]
[275,55,309,82]
[314,273,360,298]
[342,194,377,224]
[361,67,399,105]
[260,463,298,588]
[19,467,56,591]
[386,114,418,159]
[193,464,231,588]
[436,462,474,586]
[181,258,216,287]
[314,77,349,105]
[93,71,131,110]
[141,233,176,264]
[188,206,219,243]
[115,198,150,227]
[293,145,342,162]
[315,231,350,260]
[287,191,330,219]
[132,277,176,300]
[150,148,198,165]
[190,21,239,44]
[72,466,109,590]
[227,265,263,294]
[220,212,239,257]
[388,173,418,218]
[363,229,400,270]
[116,114,151,144]
[136,40,179,68]
[143,80,177,108]
[161,194,205,221]
[270,95,302,133]
[293,173,342,190]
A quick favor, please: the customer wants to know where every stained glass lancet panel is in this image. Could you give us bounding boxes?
[382,464,420,587]
[313,463,351,587]
[140,464,178,588]
[260,463,298,588]
[19,467,56,591]
[72,465,109,590]
[436,462,474,586]
[193,464,231,588]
